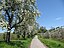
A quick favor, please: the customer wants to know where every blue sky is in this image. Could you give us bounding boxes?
[0,0,64,32]
[36,0,64,29]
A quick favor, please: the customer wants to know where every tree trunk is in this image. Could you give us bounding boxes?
[22,31,26,39]
[6,32,10,42]
[27,33,30,38]
[31,31,34,38]
[6,24,11,42]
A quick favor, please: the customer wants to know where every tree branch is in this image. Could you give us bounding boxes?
[11,16,24,29]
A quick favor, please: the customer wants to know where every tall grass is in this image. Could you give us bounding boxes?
[39,38,64,48]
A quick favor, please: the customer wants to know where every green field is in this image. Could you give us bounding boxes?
[39,38,64,48]
[0,38,32,48]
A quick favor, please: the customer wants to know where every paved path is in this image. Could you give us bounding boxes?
[30,35,48,48]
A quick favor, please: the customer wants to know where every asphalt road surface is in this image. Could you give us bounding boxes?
[30,35,48,48]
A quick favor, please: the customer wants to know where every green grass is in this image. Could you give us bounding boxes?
[39,38,64,48]
[0,38,32,48]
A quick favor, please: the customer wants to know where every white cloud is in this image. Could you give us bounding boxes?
[55,17,62,21]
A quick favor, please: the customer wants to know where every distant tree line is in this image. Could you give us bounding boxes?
[38,26,64,40]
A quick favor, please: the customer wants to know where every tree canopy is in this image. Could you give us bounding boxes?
[0,0,40,30]
[0,0,40,42]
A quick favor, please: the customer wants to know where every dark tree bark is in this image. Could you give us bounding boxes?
[31,31,34,38]
[6,24,11,42]
[22,31,26,39]
[6,32,10,42]
[27,33,30,38]
[17,34,20,40]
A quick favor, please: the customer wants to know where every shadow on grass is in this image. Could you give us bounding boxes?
[0,38,32,48]
[0,41,24,48]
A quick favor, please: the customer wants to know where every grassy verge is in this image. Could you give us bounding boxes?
[0,38,32,48]
[39,38,64,48]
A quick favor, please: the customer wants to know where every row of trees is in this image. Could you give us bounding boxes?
[39,26,64,40]
[38,26,47,33]
[0,0,40,42]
